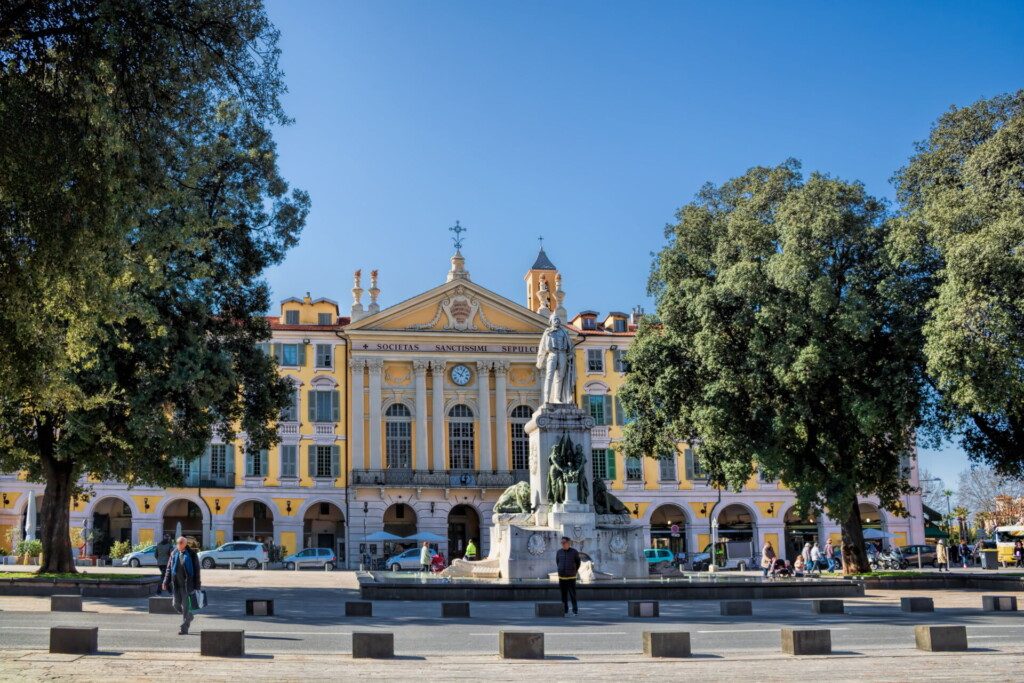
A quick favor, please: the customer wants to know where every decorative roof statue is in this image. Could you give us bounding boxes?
[537,313,576,405]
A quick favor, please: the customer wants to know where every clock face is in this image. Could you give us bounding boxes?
[451,364,472,386]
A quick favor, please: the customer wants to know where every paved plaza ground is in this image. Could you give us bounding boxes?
[1,566,1021,681]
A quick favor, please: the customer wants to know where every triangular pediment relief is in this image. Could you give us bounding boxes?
[345,279,548,335]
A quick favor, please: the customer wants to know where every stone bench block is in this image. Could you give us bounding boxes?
[900,597,934,613]
[149,596,176,614]
[812,599,844,614]
[352,631,394,659]
[720,600,752,616]
[50,595,82,612]
[982,595,1018,612]
[628,600,660,617]
[499,630,544,659]
[346,601,373,617]
[245,598,274,616]
[915,625,967,652]
[781,628,831,655]
[534,602,564,617]
[200,630,245,657]
[441,602,471,618]
[49,627,97,654]
[642,631,690,658]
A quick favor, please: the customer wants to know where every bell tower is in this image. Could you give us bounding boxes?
[525,241,561,316]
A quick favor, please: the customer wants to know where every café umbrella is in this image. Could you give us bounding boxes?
[24,495,37,541]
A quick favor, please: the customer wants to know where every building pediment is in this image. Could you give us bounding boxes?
[345,279,548,336]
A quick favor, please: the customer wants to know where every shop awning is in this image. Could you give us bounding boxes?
[924,525,949,539]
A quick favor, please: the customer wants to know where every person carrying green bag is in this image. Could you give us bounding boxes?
[162,536,203,635]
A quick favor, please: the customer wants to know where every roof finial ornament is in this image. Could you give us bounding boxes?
[538,235,544,249]
[449,220,467,251]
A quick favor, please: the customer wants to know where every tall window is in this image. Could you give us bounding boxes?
[318,312,333,325]
[592,447,608,480]
[584,394,612,426]
[613,318,627,332]
[308,388,340,422]
[315,343,332,368]
[285,310,299,324]
[316,445,333,478]
[613,349,628,373]
[385,403,412,469]
[280,386,298,422]
[587,348,604,372]
[510,405,533,470]
[246,448,267,477]
[658,454,677,481]
[684,448,706,480]
[625,456,643,482]
[280,445,297,478]
[209,445,226,476]
[281,343,299,366]
[582,316,596,330]
[448,404,475,470]
[173,456,191,478]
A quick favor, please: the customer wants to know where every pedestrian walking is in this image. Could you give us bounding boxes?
[464,539,477,561]
[1013,540,1023,568]
[162,536,202,635]
[793,553,806,577]
[419,541,431,572]
[555,536,581,616]
[760,541,776,579]
[935,539,949,572]
[824,539,836,573]
[810,542,821,574]
[801,542,812,572]
[154,535,173,595]
[958,541,970,569]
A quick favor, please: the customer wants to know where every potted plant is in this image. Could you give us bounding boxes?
[16,539,43,565]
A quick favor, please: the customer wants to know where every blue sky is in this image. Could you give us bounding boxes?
[262,1,1023,487]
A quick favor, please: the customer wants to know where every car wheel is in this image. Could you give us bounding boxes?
[129,558,140,568]
[285,562,295,571]
[201,558,215,569]
[391,563,399,572]
[737,561,748,572]
[246,558,259,570]
[325,562,335,571]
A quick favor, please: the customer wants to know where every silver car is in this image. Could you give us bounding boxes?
[120,545,159,567]
[197,541,268,569]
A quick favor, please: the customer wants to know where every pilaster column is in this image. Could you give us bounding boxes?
[413,360,429,471]
[476,361,492,471]
[431,361,446,470]
[367,358,384,470]
[349,358,365,470]
[494,361,510,470]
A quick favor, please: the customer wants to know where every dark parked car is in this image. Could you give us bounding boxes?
[900,544,937,567]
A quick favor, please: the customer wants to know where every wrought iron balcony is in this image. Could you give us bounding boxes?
[351,468,528,488]
[178,471,236,489]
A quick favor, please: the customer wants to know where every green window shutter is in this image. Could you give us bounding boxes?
[684,448,695,481]
[260,449,268,476]
[603,395,613,426]
[606,450,617,480]
[581,394,591,417]
[298,343,306,367]
[272,343,282,364]
[614,396,624,425]
[245,449,254,477]
[331,445,340,478]
[307,445,316,477]
[331,390,340,422]
[225,444,235,476]
[307,390,316,422]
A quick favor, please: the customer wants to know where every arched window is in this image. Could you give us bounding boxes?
[448,404,474,470]
[385,403,412,469]
[510,405,533,471]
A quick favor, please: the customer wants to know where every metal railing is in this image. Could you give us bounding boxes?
[351,469,528,488]
[179,472,235,489]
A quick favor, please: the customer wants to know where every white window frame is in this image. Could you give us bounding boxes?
[448,404,475,470]
[318,312,332,325]
[284,310,299,325]
[587,348,604,373]
[385,403,412,469]
[280,445,297,478]
[315,343,332,369]
[510,405,532,471]
[625,455,643,482]
[209,444,227,477]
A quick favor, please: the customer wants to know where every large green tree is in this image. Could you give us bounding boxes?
[892,91,1024,475]
[0,1,308,572]
[619,161,926,573]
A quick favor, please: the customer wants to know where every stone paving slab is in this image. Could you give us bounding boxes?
[0,647,1022,681]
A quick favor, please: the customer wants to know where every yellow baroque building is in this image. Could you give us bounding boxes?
[0,248,925,567]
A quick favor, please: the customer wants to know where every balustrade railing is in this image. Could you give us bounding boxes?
[351,468,528,488]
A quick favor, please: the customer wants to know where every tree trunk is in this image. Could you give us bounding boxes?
[839,497,871,575]
[37,421,77,575]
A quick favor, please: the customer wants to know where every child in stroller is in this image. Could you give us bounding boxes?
[768,557,791,578]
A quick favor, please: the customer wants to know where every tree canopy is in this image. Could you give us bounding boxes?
[892,91,1024,476]
[619,161,927,572]
[0,0,308,572]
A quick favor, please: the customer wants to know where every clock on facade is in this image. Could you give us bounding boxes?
[450,364,472,386]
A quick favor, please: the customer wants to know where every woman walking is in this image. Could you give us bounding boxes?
[935,539,949,572]
[760,541,776,579]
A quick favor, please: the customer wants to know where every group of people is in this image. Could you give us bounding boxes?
[760,540,838,578]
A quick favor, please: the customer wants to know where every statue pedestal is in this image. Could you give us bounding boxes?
[473,403,648,581]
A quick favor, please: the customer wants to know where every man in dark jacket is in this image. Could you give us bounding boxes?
[162,536,202,635]
[154,535,173,595]
[555,536,581,616]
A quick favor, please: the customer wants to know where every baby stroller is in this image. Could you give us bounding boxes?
[768,557,791,578]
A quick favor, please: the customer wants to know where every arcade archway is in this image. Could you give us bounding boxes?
[233,500,274,544]
[783,506,820,560]
[91,496,132,556]
[304,501,345,559]
[447,504,480,560]
[162,499,205,543]
[650,504,687,556]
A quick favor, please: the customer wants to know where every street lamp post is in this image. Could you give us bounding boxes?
[709,517,719,572]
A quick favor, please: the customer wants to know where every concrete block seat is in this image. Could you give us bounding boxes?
[628,600,660,617]
[441,602,471,618]
[781,628,831,655]
[245,599,274,616]
[201,630,245,657]
[49,627,97,654]
[499,630,544,659]
[720,600,752,616]
[534,602,564,617]
[352,632,394,659]
[811,599,844,614]
[642,631,690,658]
[915,625,967,652]
[50,595,82,612]
[149,596,176,614]
[981,595,1018,612]
[345,601,373,617]
[900,597,934,613]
